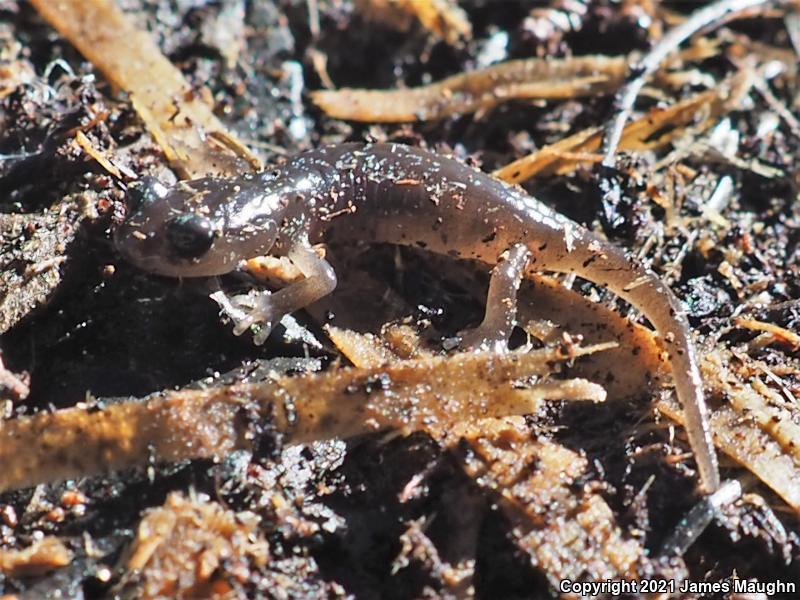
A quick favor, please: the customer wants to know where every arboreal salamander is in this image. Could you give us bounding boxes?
[116,142,719,493]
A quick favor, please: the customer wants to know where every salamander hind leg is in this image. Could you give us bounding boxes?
[212,239,337,345]
[459,244,531,353]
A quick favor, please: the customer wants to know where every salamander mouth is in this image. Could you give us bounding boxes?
[114,224,240,278]
[121,252,229,278]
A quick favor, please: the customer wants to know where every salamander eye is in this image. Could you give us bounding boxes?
[165,214,216,258]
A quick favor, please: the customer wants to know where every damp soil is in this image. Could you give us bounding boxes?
[1,1,800,598]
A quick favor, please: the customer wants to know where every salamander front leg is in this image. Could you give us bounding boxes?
[213,240,337,345]
[459,244,531,353]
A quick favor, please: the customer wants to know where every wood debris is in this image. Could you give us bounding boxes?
[0,537,72,577]
[457,418,644,590]
[312,55,628,122]
[243,255,304,284]
[0,346,610,493]
[125,492,268,598]
[600,0,798,165]
[72,130,121,179]
[734,316,800,350]
[0,354,28,401]
[659,348,800,511]
[324,323,436,367]
[391,517,474,596]
[354,0,472,45]
[325,325,411,368]
[28,0,261,179]
[494,71,753,183]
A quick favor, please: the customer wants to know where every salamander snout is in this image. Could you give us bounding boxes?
[115,177,226,277]
[116,175,283,278]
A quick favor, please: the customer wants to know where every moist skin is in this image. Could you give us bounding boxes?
[116,142,720,494]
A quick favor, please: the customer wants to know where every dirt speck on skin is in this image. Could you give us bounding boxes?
[2,0,800,597]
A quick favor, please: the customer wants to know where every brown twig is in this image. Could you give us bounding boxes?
[312,55,628,123]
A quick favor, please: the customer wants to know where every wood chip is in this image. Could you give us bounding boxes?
[73,130,121,178]
[127,492,268,598]
[325,325,403,368]
[0,537,72,577]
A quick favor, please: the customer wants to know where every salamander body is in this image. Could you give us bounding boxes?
[116,142,719,493]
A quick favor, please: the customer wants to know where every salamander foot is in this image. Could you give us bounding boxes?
[212,239,338,345]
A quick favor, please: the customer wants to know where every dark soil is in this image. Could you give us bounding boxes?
[1,1,799,598]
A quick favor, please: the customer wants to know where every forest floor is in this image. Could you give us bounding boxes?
[1,0,799,598]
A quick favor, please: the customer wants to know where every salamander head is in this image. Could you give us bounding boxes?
[115,175,282,277]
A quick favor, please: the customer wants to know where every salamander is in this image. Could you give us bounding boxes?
[115,142,719,493]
